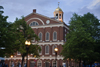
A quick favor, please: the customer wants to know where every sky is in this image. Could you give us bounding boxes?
[0,0,100,24]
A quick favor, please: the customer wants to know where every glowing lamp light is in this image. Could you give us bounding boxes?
[11,55,13,58]
[25,41,31,46]
[54,48,58,52]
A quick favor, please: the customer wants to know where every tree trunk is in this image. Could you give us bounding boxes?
[79,58,81,67]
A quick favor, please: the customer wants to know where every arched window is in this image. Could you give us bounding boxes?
[37,60,42,67]
[52,60,57,67]
[45,45,49,54]
[29,21,39,26]
[39,32,42,41]
[46,32,50,41]
[53,31,57,41]
[52,45,57,54]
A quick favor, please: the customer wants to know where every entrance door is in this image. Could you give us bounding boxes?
[45,61,49,67]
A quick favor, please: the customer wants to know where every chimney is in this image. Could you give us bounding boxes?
[33,9,36,13]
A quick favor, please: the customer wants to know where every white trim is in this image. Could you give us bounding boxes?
[31,23,69,29]
[45,32,50,41]
[32,41,65,45]
[5,56,64,60]
[27,18,45,25]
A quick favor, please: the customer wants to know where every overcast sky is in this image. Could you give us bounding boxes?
[0,0,100,24]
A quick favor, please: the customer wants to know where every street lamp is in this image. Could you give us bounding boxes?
[54,48,58,67]
[10,55,13,67]
[25,40,31,67]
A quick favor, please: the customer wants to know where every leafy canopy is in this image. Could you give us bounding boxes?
[62,12,100,63]
[12,17,40,57]
[0,6,16,57]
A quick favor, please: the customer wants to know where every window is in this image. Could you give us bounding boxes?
[46,32,50,41]
[17,51,21,55]
[53,31,57,41]
[37,60,42,67]
[52,60,56,67]
[39,32,42,41]
[39,46,42,54]
[45,45,49,54]
[29,21,39,26]
[52,45,57,54]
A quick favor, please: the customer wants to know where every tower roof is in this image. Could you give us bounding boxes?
[55,7,62,11]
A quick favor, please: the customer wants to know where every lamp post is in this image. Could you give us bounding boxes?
[10,55,13,67]
[25,40,31,67]
[54,48,58,67]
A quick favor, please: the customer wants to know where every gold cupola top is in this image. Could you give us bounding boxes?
[55,7,62,11]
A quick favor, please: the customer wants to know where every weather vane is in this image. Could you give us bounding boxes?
[58,2,60,7]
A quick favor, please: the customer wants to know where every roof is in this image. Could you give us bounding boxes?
[55,7,63,11]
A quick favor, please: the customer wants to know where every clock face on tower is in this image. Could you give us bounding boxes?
[46,20,50,24]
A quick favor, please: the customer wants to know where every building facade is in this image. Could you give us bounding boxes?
[5,6,79,67]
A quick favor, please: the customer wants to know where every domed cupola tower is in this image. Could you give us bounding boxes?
[54,2,63,22]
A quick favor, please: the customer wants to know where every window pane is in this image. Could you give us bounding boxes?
[53,32,57,40]
[46,32,49,40]
[39,33,42,41]
[33,22,35,26]
[36,23,38,25]
[45,45,49,53]
[39,46,42,54]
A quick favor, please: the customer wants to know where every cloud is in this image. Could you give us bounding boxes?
[87,0,100,9]
[77,5,100,20]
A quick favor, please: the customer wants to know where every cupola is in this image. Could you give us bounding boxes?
[54,2,63,22]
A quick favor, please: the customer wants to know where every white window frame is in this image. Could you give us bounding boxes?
[45,45,49,55]
[37,60,42,67]
[38,32,42,41]
[45,32,50,41]
[53,31,57,41]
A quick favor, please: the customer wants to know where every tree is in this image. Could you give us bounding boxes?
[61,13,100,67]
[12,17,40,67]
[0,6,16,57]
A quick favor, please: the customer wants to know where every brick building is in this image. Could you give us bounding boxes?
[5,6,79,67]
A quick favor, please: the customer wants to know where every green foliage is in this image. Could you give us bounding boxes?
[0,6,16,57]
[61,12,100,64]
[12,17,40,57]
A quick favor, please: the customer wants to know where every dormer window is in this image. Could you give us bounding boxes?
[29,21,39,26]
